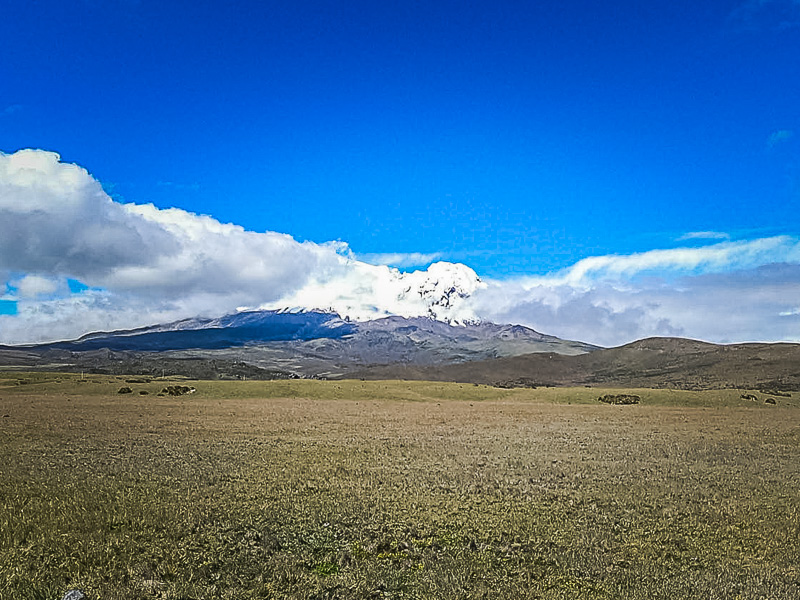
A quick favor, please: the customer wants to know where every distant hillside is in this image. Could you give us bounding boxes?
[347,337,800,391]
[5,311,795,390]
[0,310,597,379]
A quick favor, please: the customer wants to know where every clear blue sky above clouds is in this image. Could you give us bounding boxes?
[1,0,799,344]
[2,0,797,274]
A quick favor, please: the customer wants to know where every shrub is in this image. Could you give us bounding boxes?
[598,393,640,405]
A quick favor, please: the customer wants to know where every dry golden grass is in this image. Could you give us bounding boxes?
[1,374,799,599]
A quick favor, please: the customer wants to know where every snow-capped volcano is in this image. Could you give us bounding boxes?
[257,261,485,324]
[2,308,598,379]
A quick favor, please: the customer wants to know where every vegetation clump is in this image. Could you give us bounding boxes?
[741,393,759,401]
[160,385,195,396]
[116,386,133,394]
[598,393,640,404]
[495,377,539,389]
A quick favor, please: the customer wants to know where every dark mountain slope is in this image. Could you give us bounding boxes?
[0,310,597,379]
[35,310,358,352]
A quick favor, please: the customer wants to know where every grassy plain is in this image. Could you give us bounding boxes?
[1,373,799,599]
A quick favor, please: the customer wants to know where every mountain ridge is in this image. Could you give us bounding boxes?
[0,309,597,379]
[2,310,797,390]
[348,336,800,391]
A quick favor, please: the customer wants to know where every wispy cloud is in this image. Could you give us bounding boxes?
[0,104,22,117]
[677,231,731,241]
[357,252,442,268]
[539,237,800,287]
[767,129,795,147]
[156,180,201,191]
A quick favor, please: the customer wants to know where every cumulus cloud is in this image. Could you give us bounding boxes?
[0,149,178,278]
[1,149,799,347]
[470,249,800,347]
[0,149,482,343]
[12,275,61,298]
[0,289,156,344]
[472,284,684,348]
[0,149,354,304]
[260,261,484,323]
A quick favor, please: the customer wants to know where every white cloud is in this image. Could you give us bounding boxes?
[0,289,187,344]
[471,258,800,347]
[357,252,442,268]
[0,149,350,303]
[545,236,800,287]
[1,149,799,347]
[261,260,484,323]
[0,149,178,277]
[677,231,731,241]
[0,149,482,343]
[12,275,61,298]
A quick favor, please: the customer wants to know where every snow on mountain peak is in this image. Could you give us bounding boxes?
[258,260,485,324]
[396,262,484,321]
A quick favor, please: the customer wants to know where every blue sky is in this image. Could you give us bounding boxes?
[1,0,799,345]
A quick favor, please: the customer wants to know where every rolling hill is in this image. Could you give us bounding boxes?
[348,337,800,391]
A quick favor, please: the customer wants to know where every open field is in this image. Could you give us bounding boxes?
[1,374,799,599]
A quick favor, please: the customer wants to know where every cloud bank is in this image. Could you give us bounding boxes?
[1,149,799,347]
[0,149,481,343]
[472,259,800,347]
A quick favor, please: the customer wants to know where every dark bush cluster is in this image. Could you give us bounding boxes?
[160,385,196,396]
[598,393,640,405]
